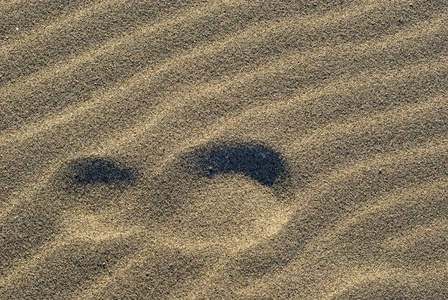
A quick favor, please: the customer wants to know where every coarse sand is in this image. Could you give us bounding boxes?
[1,0,447,299]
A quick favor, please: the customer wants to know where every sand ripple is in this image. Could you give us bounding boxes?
[1,1,447,299]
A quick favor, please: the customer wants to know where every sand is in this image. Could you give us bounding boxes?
[0,0,447,299]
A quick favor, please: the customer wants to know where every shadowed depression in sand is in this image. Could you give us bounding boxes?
[1,0,447,299]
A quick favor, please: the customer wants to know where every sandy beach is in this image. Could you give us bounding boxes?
[1,0,447,299]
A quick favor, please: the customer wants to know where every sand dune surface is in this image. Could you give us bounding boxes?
[1,0,447,299]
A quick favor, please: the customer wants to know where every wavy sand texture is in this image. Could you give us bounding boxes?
[1,0,447,299]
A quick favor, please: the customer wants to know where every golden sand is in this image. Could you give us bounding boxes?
[0,0,447,299]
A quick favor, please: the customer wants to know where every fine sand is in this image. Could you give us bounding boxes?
[1,0,447,299]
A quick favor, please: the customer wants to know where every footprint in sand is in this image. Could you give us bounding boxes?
[0,141,294,299]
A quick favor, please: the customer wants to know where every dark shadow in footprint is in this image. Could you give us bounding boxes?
[65,157,137,187]
[0,157,139,275]
[190,142,287,187]
[133,141,290,224]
